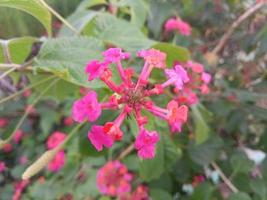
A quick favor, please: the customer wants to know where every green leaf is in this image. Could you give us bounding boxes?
[28,74,79,101]
[139,133,181,181]
[93,13,155,53]
[230,152,254,174]
[188,136,223,166]
[152,42,191,66]
[35,36,105,87]
[228,192,251,200]
[250,179,267,200]
[0,0,51,35]
[0,37,38,63]
[191,104,211,144]
[150,189,172,200]
[190,183,215,200]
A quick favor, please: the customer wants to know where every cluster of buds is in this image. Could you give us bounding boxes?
[97,160,149,199]
[46,131,66,172]
[164,17,192,36]
[72,48,211,159]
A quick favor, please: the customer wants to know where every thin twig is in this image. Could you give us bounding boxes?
[0,67,16,80]
[211,161,239,193]
[39,0,79,35]
[117,143,135,160]
[0,78,59,147]
[212,2,265,55]
[0,76,54,104]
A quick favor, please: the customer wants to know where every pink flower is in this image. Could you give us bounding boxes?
[167,100,188,133]
[102,48,130,63]
[0,161,6,173]
[200,84,210,94]
[63,116,74,126]
[88,125,114,151]
[2,143,12,153]
[13,130,24,144]
[165,18,192,36]
[97,161,132,197]
[131,185,149,200]
[85,60,108,81]
[137,49,166,69]
[163,65,189,90]
[46,131,66,149]
[187,61,204,73]
[135,128,159,159]
[201,72,212,84]
[176,88,199,105]
[47,151,65,172]
[72,91,102,123]
[0,117,8,128]
[19,156,28,165]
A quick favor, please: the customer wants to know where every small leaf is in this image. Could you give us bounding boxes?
[0,37,38,63]
[0,0,51,35]
[152,42,191,66]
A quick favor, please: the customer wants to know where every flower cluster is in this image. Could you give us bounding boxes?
[46,131,66,172]
[72,48,210,159]
[97,161,133,197]
[97,160,149,199]
[120,185,149,200]
[174,61,212,106]
[165,17,192,36]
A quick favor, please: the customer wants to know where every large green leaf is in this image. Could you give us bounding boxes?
[152,42,191,66]
[0,37,38,63]
[93,13,155,53]
[188,136,223,166]
[228,192,251,200]
[191,104,211,144]
[0,0,51,35]
[59,10,98,36]
[150,189,172,200]
[35,36,105,87]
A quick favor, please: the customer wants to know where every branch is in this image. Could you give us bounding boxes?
[211,161,239,193]
[212,2,265,55]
